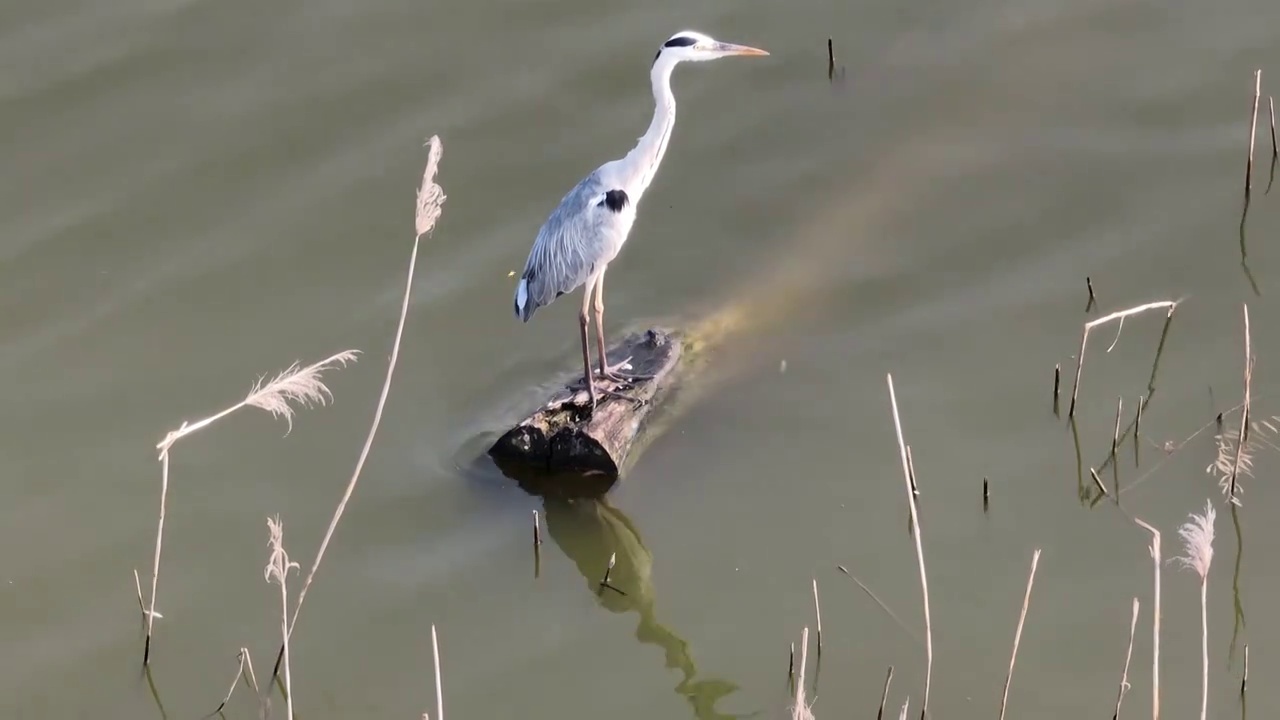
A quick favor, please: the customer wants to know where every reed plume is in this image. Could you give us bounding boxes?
[271,134,447,683]
[265,515,301,719]
[140,350,358,665]
[1172,500,1216,720]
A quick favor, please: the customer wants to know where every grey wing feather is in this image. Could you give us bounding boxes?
[513,171,630,322]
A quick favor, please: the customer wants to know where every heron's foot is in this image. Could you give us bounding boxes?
[596,356,654,384]
[569,374,645,408]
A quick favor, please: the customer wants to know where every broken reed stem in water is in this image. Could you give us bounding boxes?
[1241,644,1249,696]
[1246,70,1261,200]
[1090,468,1108,498]
[1134,396,1144,467]
[1113,597,1140,720]
[1067,301,1178,419]
[141,349,359,665]
[1271,96,1278,160]
[886,373,933,717]
[1111,397,1123,460]
[877,666,894,720]
[1228,303,1252,503]
[271,135,447,683]
[983,477,990,511]
[431,624,444,720]
[1086,276,1097,312]
[532,510,542,546]
[998,548,1042,720]
[1133,518,1162,720]
[211,648,261,717]
[812,578,823,652]
[790,627,813,720]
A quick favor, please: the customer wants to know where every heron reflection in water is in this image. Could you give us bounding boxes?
[541,495,753,720]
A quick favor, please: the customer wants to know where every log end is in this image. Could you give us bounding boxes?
[489,327,682,496]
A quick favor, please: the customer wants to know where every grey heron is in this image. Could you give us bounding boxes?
[512,30,768,410]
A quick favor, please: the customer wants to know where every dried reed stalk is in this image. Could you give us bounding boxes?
[1113,597,1139,720]
[998,548,1042,720]
[1133,518,1162,720]
[265,515,300,719]
[1173,500,1216,720]
[812,578,823,651]
[877,666,894,720]
[1227,304,1252,503]
[1246,70,1261,199]
[142,350,358,665]
[886,373,932,716]
[211,647,261,716]
[431,624,444,720]
[271,135,446,681]
[1067,301,1178,418]
[1271,96,1278,161]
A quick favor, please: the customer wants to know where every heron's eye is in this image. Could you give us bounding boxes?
[663,36,699,49]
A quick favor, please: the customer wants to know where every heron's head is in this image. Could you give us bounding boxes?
[652,30,769,66]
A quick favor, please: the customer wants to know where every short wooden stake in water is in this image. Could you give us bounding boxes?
[1086,276,1097,312]
[982,478,990,512]
[1241,644,1249,696]
[826,38,835,80]
[1052,364,1061,416]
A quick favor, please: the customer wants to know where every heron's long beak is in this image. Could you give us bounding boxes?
[713,41,769,57]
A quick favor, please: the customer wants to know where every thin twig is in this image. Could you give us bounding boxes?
[998,548,1042,720]
[1068,302,1177,418]
[886,373,932,717]
[272,136,446,682]
[837,565,923,647]
[1113,598,1139,720]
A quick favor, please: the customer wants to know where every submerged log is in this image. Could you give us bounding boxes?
[489,327,682,494]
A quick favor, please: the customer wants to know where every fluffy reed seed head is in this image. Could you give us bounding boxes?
[1172,499,1216,582]
[264,515,300,586]
[245,350,360,434]
[416,135,446,239]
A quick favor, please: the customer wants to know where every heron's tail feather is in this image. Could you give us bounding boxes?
[514,277,537,322]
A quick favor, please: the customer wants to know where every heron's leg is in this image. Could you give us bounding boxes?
[592,272,653,383]
[577,288,597,410]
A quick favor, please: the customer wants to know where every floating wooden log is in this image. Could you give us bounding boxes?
[489,327,682,494]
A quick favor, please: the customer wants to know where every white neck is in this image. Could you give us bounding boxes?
[618,57,678,198]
